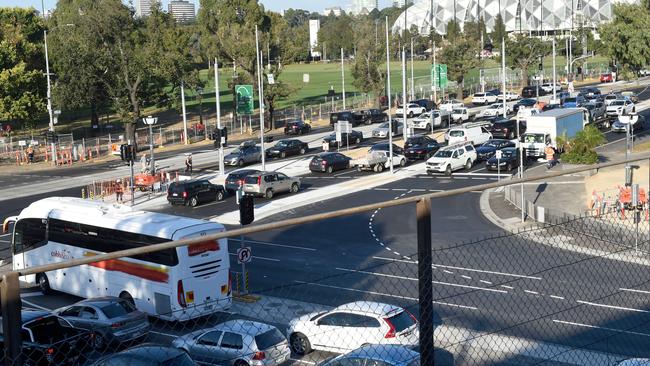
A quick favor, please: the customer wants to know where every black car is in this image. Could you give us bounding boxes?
[309,152,351,173]
[357,108,389,124]
[580,87,601,100]
[409,99,436,111]
[323,130,363,149]
[284,120,311,135]
[90,344,195,366]
[167,179,225,207]
[403,135,440,160]
[475,139,516,161]
[513,98,537,113]
[330,111,357,128]
[0,310,94,366]
[542,103,564,112]
[489,119,526,139]
[486,147,522,171]
[521,86,543,98]
[225,169,260,193]
[266,139,309,158]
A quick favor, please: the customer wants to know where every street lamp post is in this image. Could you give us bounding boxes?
[143,116,158,175]
[197,86,204,127]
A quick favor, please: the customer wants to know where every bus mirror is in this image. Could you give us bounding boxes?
[2,217,15,234]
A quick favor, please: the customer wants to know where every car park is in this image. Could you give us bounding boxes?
[284,120,311,135]
[471,92,498,105]
[167,179,226,207]
[266,139,308,158]
[488,119,525,139]
[447,123,492,145]
[323,130,364,149]
[403,135,440,160]
[172,320,290,366]
[225,169,260,193]
[243,171,301,199]
[425,142,477,175]
[372,122,404,138]
[606,99,635,117]
[395,103,426,117]
[309,152,352,173]
[475,139,516,161]
[90,344,196,366]
[287,301,419,355]
[438,99,464,111]
[486,147,522,171]
[224,141,263,166]
[55,297,150,349]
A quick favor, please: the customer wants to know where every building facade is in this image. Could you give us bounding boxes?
[135,0,157,18]
[349,0,379,14]
[323,6,343,16]
[168,0,196,22]
[309,19,321,59]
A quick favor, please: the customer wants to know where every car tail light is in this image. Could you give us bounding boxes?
[253,351,266,360]
[182,191,188,198]
[238,179,244,187]
[46,347,55,362]
[321,160,327,166]
[111,322,124,329]
[384,318,396,338]
[257,176,262,185]
[177,280,187,308]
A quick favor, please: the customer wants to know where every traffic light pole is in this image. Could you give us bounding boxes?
[130,159,135,206]
[215,58,225,177]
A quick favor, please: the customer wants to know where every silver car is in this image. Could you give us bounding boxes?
[372,122,404,138]
[243,171,301,199]
[225,142,263,167]
[172,320,291,366]
[54,297,150,349]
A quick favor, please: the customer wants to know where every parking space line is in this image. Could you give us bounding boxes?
[229,238,317,251]
[333,170,353,177]
[576,300,650,313]
[620,288,650,295]
[193,200,226,209]
[290,359,316,365]
[21,299,50,311]
[553,319,650,338]
[0,234,10,238]
[150,330,179,338]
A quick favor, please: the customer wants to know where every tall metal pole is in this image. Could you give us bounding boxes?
[181,81,188,145]
[502,39,507,118]
[214,58,224,177]
[341,48,346,110]
[44,30,56,165]
[410,38,415,100]
[433,41,437,103]
[517,115,524,223]
[386,17,394,174]
[402,48,408,139]
[255,26,266,171]
[148,123,154,173]
[552,36,557,101]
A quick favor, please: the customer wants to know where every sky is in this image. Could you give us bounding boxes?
[1,0,394,14]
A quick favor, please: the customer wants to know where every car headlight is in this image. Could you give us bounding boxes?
[499,162,507,166]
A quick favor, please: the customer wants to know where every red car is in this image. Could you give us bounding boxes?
[600,73,613,83]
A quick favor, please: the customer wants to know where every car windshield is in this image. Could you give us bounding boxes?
[611,101,625,106]
[483,141,500,148]
[434,150,453,158]
[254,328,286,350]
[275,141,290,147]
[26,316,72,343]
[101,300,136,319]
[584,104,594,110]
[378,122,389,129]
[524,134,545,143]
[452,109,464,114]
[448,130,464,137]
[162,354,196,366]
[230,149,243,155]
[489,104,501,109]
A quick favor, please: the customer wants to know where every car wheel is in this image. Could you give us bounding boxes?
[400,158,406,167]
[299,148,306,155]
[216,190,225,201]
[425,123,431,131]
[37,273,52,295]
[384,116,389,122]
[237,159,244,167]
[265,188,274,199]
[91,333,107,350]
[190,196,199,207]
[281,151,286,158]
[408,112,414,118]
[465,159,472,170]
[290,183,299,193]
[445,165,452,176]
[506,163,513,171]
[326,165,333,173]
[290,333,312,355]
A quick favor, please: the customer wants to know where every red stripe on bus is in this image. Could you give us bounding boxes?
[188,240,220,257]
[87,259,169,283]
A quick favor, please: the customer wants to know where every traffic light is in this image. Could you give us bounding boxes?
[120,144,136,162]
[213,128,222,148]
[239,195,254,226]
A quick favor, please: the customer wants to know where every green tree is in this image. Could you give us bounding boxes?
[445,20,461,41]
[504,33,548,88]
[562,125,605,164]
[599,2,650,78]
[317,14,354,57]
[0,8,46,130]
[351,18,385,104]
[491,14,506,48]
[440,35,481,99]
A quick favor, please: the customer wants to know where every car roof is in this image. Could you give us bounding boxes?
[334,301,404,316]
[345,344,419,364]
[211,320,275,335]
[115,344,186,362]
[76,296,124,307]
[19,309,53,324]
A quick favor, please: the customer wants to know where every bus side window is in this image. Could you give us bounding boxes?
[13,219,46,254]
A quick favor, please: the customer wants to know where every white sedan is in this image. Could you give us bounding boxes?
[479,103,511,118]
[395,103,425,118]
[606,99,635,117]
[439,99,464,111]
[504,91,520,101]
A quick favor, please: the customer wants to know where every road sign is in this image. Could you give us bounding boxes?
[237,247,252,264]
[267,74,275,85]
[303,74,310,83]
[235,85,254,115]
[495,150,502,159]
[431,64,448,89]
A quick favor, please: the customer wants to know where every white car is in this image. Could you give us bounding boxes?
[447,123,492,145]
[541,83,562,93]
[451,107,471,123]
[606,99,635,117]
[479,103,511,118]
[372,121,404,138]
[287,301,419,355]
[472,92,498,105]
[426,142,477,175]
[410,111,439,130]
[603,93,619,106]
[439,99,464,111]
[395,103,425,118]
[504,91,520,101]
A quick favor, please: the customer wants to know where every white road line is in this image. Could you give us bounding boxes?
[524,290,539,295]
[577,300,650,313]
[0,239,9,243]
[480,280,493,285]
[372,256,542,280]
[229,239,317,252]
[550,295,565,300]
[461,275,472,280]
[620,288,650,295]
[193,200,225,209]
[150,330,179,338]
[0,234,10,238]
[375,188,390,191]
[453,177,469,179]
[392,188,408,191]
[501,285,514,290]
[443,270,454,274]
[335,268,508,294]
[290,359,317,365]
[553,319,650,338]
[332,170,352,177]
[295,281,478,310]
[411,189,426,192]
[228,253,280,262]
[21,299,50,311]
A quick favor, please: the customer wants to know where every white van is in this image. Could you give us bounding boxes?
[446,123,492,145]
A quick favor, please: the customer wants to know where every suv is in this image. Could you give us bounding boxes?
[426,142,477,175]
[243,171,301,199]
[167,179,225,206]
[284,120,311,135]
[330,111,355,128]
[471,92,497,105]
[583,101,606,123]
[403,135,440,160]
[358,109,389,124]
[225,169,260,193]
[521,86,540,98]
[409,99,436,111]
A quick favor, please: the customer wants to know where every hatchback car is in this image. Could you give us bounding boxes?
[612,114,645,133]
[284,120,311,135]
[172,320,290,366]
[321,344,420,366]
[55,297,150,349]
[167,179,226,207]
[225,169,260,193]
[225,142,263,166]
[243,171,301,199]
[309,152,351,173]
[266,139,308,158]
[403,135,440,160]
[287,301,418,355]
[90,344,196,366]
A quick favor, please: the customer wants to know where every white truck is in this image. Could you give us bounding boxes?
[521,108,588,158]
[352,150,407,172]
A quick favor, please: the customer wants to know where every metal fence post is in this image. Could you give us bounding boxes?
[416,198,434,366]
[1,271,22,366]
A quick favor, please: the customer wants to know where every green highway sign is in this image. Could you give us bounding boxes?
[235,84,254,115]
[431,64,448,89]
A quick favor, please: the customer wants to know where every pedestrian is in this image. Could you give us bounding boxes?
[185,153,193,174]
[140,153,148,173]
[545,143,558,169]
[26,146,34,164]
[114,179,124,204]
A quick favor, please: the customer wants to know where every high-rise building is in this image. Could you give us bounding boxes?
[168,0,196,22]
[309,19,321,59]
[323,6,343,16]
[350,0,379,14]
[135,0,158,18]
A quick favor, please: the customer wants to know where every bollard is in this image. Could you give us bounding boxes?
[245,270,249,293]
[81,188,86,199]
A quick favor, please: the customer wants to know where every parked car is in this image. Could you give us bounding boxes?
[541,103,564,112]
[0,309,94,366]
[243,171,301,199]
[352,150,408,171]
[600,73,614,83]
[369,142,404,155]
[55,297,150,349]
[521,86,539,98]
[486,147,522,171]
[475,139,516,161]
[167,179,226,207]
[409,98,436,111]
[425,142,477,175]
[603,93,620,106]
[557,91,571,104]
[541,83,562,93]
[372,122,404,138]
[309,152,351,173]
[612,114,645,133]
[621,91,639,103]
[320,344,420,366]
[606,99,636,117]
[490,119,525,140]
[266,139,309,158]
[513,98,537,113]
[563,95,586,108]
[451,107,472,123]
[358,108,389,124]
[438,99,464,111]
[225,169,260,193]
[478,103,511,118]
[224,142,263,166]
[284,120,312,135]
[403,135,440,160]
[330,111,356,128]
[287,301,419,355]
[172,320,290,366]
[410,111,449,130]
[504,91,520,101]
[583,101,606,123]
[579,87,601,99]
[471,92,498,105]
[323,130,364,149]
[90,344,196,366]
[395,103,426,117]
[447,123,492,146]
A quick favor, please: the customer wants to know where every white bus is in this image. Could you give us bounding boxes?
[3,197,231,321]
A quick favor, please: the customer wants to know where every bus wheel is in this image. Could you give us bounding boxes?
[37,274,52,295]
[119,291,135,307]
